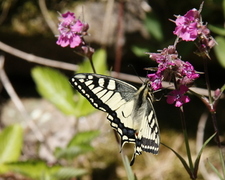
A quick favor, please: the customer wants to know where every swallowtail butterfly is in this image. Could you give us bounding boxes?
[69,73,160,165]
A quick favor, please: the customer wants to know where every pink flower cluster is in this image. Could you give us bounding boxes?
[56,12,89,48]
[173,9,199,41]
[147,46,199,90]
[147,46,199,107]
[173,8,216,50]
[147,6,216,107]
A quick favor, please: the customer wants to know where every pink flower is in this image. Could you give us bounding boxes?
[167,85,190,107]
[56,11,88,48]
[147,73,163,90]
[148,45,199,88]
[181,61,199,79]
[173,7,216,51]
[173,9,199,41]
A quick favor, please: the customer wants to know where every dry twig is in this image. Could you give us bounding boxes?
[0,41,78,71]
[0,55,45,143]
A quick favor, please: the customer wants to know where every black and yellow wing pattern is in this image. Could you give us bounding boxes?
[69,73,160,165]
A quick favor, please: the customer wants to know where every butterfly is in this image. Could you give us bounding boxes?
[69,73,160,165]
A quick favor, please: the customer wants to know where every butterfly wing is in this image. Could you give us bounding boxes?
[130,95,160,165]
[70,73,138,145]
[123,82,160,165]
[70,73,160,165]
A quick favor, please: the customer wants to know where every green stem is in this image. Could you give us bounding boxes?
[219,148,225,179]
[179,107,194,172]
[89,56,96,74]
[203,57,222,149]
[202,55,225,179]
[203,59,212,103]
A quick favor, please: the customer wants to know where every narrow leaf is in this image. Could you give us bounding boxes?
[208,24,225,36]
[193,132,216,176]
[161,143,192,177]
[220,84,225,93]
[121,152,136,180]
[207,159,224,180]
[31,67,77,115]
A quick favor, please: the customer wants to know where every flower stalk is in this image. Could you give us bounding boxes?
[147,3,223,179]
[179,107,194,173]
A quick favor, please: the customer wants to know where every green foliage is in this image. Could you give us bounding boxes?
[31,67,77,115]
[209,24,225,36]
[161,133,216,179]
[6,161,60,180]
[0,128,93,180]
[68,130,100,146]
[5,161,87,180]
[131,46,149,58]
[53,167,87,179]
[54,130,100,160]
[131,12,164,58]
[77,48,108,74]
[209,23,225,69]
[220,84,225,93]
[27,49,106,179]
[144,13,164,42]
[71,48,108,117]
[121,154,137,180]
[214,36,225,68]
[0,124,23,173]
[0,128,93,179]
[207,159,224,180]
[31,48,108,117]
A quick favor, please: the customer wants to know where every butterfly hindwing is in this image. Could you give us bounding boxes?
[70,73,160,165]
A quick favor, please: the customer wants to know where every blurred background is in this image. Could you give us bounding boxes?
[0,0,225,179]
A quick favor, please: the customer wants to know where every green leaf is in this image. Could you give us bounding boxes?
[73,48,108,117]
[144,13,163,41]
[207,159,224,180]
[77,48,108,75]
[0,124,23,173]
[68,130,100,147]
[193,133,216,177]
[208,24,225,36]
[31,67,77,115]
[214,36,225,68]
[6,161,61,180]
[131,46,149,58]
[54,145,93,159]
[53,167,87,179]
[220,84,225,93]
[54,131,99,159]
[161,143,192,177]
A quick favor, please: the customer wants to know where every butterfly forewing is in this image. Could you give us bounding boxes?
[70,74,138,143]
[70,73,160,165]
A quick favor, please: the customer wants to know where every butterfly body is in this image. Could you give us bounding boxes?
[70,73,160,165]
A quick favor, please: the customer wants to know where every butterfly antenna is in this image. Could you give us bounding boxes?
[128,64,144,83]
